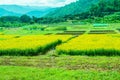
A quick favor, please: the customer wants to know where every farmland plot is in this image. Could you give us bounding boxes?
[56,31,86,35]
[57,34,120,56]
[88,30,117,34]
[0,35,72,56]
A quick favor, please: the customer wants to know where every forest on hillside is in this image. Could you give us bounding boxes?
[0,0,120,28]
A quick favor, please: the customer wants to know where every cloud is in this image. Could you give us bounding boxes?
[0,0,76,7]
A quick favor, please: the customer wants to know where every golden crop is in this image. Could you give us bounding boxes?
[0,35,17,40]
[0,35,72,56]
[56,34,120,56]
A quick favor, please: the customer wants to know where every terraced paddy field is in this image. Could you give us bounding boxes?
[1,34,120,56]
[56,31,86,35]
[88,30,117,34]
[56,29,119,35]
[0,28,120,79]
[0,35,72,56]
[57,34,120,56]
[0,34,120,56]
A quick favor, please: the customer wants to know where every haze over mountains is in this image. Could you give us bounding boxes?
[0,0,119,19]
[0,8,20,16]
[0,5,56,17]
[0,0,99,17]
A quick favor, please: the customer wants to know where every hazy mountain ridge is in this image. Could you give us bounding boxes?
[0,8,20,16]
[26,11,50,17]
[0,5,56,17]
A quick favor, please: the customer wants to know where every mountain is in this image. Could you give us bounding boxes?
[0,5,31,14]
[45,0,98,17]
[26,8,56,17]
[26,11,46,17]
[44,0,119,23]
[0,8,20,16]
[0,5,56,17]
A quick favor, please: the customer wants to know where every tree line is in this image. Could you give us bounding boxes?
[0,14,67,27]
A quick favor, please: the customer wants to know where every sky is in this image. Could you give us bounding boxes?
[0,0,76,7]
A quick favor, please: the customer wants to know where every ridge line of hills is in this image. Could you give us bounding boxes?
[0,5,56,17]
[0,0,120,24]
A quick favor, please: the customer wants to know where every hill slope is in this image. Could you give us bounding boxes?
[0,8,20,16]
[0,5,56,17]
[26,11,47,17]
[45,0,98,17]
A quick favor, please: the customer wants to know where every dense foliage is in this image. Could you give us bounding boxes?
[63,0,120,22]
[0,15,29,27]
[46,0,99,17]
[36,0,120,23]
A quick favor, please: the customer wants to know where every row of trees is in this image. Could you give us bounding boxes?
[0,15,31,23]
[0,14,67,27]
[0,15,32,27]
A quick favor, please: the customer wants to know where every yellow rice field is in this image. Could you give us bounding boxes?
[0,35,72,56]
[56,34,120,56]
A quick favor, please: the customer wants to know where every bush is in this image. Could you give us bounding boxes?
[22,24,46,31]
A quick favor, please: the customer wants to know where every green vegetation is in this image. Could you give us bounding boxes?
[0,0,120,79]
[0,56,120,71]
[0,25,120,79]
[0,66,119,80]
[0,66,120,80]
[45,0,120,23]
[0,16,28,27]
[0,0,120,25]
[46,0,99,17]
[0,23,119,35]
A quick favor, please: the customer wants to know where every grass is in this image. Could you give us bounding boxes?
[1,23,120,35]
[0,66,120,80]
[2,28,63,35]
[0,56,120,71]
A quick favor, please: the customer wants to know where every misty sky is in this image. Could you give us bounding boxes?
[0,0,76,7]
